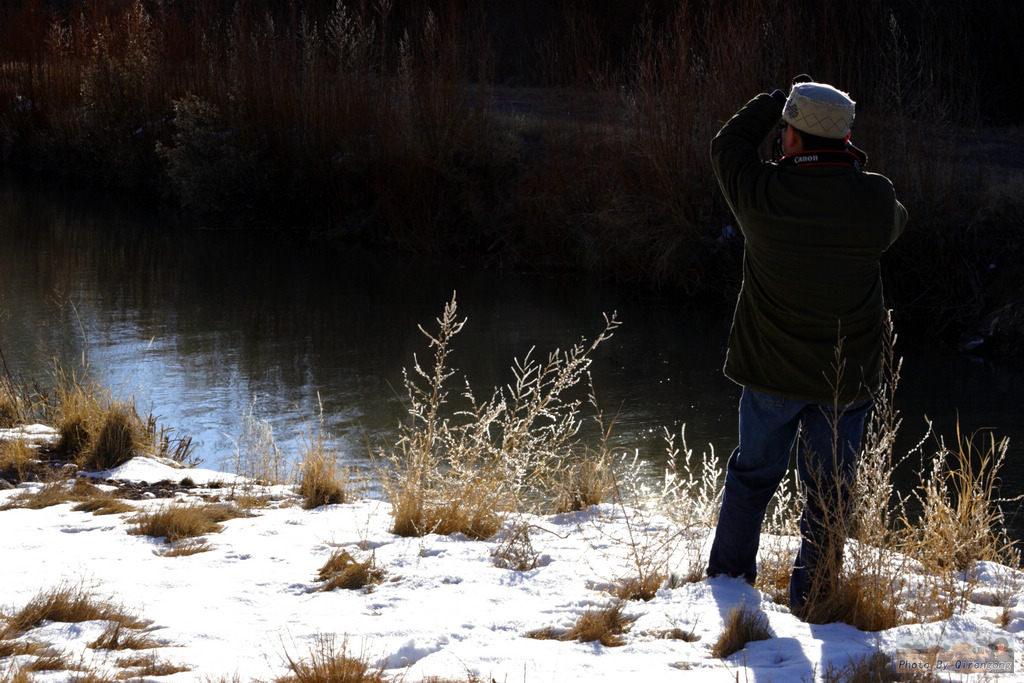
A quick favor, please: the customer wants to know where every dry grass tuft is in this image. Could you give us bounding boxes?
[157,538,215,557]
[87,622,162,651]
[0,667,33,683]
[0,475,76,510]
[612,573,665,602]
[710,603,774,659]
[128,502,246,545]
[1,477,134,515]
[276,634,387,683]
[820,651,939,683]
[527,601,635,648]
[560,601,635,647]
[0,382,20,428]
[298,402,355,510]
[80,400,146,472]
[646,624,700,642]
[551,450,616,514]
[0,638,46,659]
[0,439,40,483]
[115,652,191,678]
[67,671,121,683]
[316,550,386,592]
[71,491,135,516]
[0,582,149,639]
[20,650,71,672]
[910,425,1019,574]
[52,374,153,471]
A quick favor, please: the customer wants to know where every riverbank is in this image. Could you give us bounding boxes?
[2,294,1023,678]
[2,2,1023,362]
[3,438,1024,682]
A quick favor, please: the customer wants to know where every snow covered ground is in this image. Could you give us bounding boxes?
[2,441,1024,682]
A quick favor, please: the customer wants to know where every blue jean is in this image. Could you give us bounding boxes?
[706,387,871,612]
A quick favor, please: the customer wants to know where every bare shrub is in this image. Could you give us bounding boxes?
[157,95,252,220]
[491,518,540,572]
[614,432,720,589]
[381,293,619,540]
[776,317,1019,630]
[710,603,774,659]
[796,330,908,629]
[755,470,800,605]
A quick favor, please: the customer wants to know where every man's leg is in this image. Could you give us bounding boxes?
[707,388,804,583]
[789,399,872,612]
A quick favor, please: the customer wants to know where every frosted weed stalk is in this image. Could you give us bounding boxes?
[227,396,289,488]
[381,293,620,539]
[656,426,725,583]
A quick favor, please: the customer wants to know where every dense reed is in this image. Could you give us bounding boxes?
[2,1,1020,343]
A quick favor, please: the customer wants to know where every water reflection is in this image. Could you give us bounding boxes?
[2,178,1023,537]
[0,180,740,474]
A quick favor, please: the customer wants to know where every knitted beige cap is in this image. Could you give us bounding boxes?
[783,82,855,139]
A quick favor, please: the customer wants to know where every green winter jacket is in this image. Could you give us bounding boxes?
[711,93,907,403]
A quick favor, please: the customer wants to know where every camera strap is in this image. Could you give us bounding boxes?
[777,149,862,171]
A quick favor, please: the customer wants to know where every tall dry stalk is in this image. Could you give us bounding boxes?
[227,396,289,486]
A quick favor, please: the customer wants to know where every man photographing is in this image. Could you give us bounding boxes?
[706,76,908,617]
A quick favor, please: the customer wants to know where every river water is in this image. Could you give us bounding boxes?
[2,179,1023,533]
